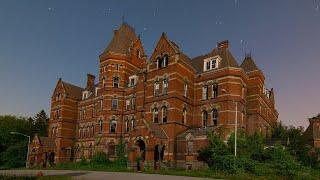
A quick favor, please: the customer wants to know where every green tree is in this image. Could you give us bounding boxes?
[32,110,49,136]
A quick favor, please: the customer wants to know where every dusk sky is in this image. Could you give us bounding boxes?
[0,0,319,128]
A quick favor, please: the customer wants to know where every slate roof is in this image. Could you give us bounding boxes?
[240,56,260,72]
[39,136,56,149]
[102,23,138,55]
[177,127,214,140]
[191,47,239,73]
[61,81,84,100]
[149,123,168,139]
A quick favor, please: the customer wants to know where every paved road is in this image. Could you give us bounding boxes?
[0,170,215,180]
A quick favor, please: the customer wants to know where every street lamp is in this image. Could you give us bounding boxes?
[10,132,31,168]
[221,89,237,157]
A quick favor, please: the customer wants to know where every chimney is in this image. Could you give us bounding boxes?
[86,74,95,91]
[217,40,229,49]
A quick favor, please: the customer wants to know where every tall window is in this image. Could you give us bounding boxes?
[162,106,168,123]
[78,128,81,138]
[206,61,210,71]
[212,83,218,98]
[91,125,94,135]
[99,119,103,133]
[157,57,163,69]
[131,118,135,130]
[163,79,168,95]
[211,59,217,69]
[182,108,187,124]
[202,111,208,128]
[113,76,119,88]
[102,77,106,87]
[125,99,131,111]
[111,98,118,110]
[100,99,103,111]
[154,82,160,96]
[202,85,208,100]
[212,108,218,126]
[153,108,159,123]
[131,96,136,110]
[110,120,117,133]
[163,55,169,67]
[184,83,188,97]
[125,120,129,132]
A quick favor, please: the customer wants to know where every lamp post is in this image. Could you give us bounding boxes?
[10,132,31,168]
[222,89,237,157]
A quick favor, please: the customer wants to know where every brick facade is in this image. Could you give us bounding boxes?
[28,23,278,169]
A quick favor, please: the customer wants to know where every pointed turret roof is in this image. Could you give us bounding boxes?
[101,23,138,56]
[240,55,260,72]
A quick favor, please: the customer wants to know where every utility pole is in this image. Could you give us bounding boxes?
[10,132,31,168]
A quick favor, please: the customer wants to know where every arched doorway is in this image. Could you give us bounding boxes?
[135,139,146,171]
[48,152,55,166]
[154,145,165,170]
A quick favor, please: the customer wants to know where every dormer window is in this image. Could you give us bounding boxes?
[82,91,89,100]
[203,57,220,71]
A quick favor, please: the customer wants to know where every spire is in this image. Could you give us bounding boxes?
[101,22,138,56]
[240,54,259,72]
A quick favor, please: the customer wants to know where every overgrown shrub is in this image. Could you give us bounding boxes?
[91,151,110,165]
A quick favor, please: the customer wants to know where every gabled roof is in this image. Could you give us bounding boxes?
[61,80,84,100]
[101,23,138,56]
[240,56,260,72]
[191,46,239,73]
[157,33,196,70]
[177,127,213,140]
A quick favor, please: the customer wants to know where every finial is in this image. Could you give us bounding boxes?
[121,15,125,24]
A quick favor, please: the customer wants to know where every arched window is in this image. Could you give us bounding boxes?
[202,111,208,128]
[125,119,129,132]
[87,126,90,137]
[202,85,208,100]
[83,127,86,138]
[137,49,141,58]
[113,76,119,88]
[162,79,168,95]
[162,106,168,123]
[153,108,159,123]
[91,125,94,136]
[182,108,187,124]
[78,128,81,138]
[98,119,103,133]
[163,54,169,67]
[212,83,218,98]
[102,77,106,87]
[154,82,160,96]
[52,127,55,137]
[157,57,163,69]
[131,118,135,130]
[212,108,218,126]
[110,119,117,133]
[187,141,193,155]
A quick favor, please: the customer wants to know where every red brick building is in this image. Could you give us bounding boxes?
[303,114,320,148]
[28,23,278,169]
